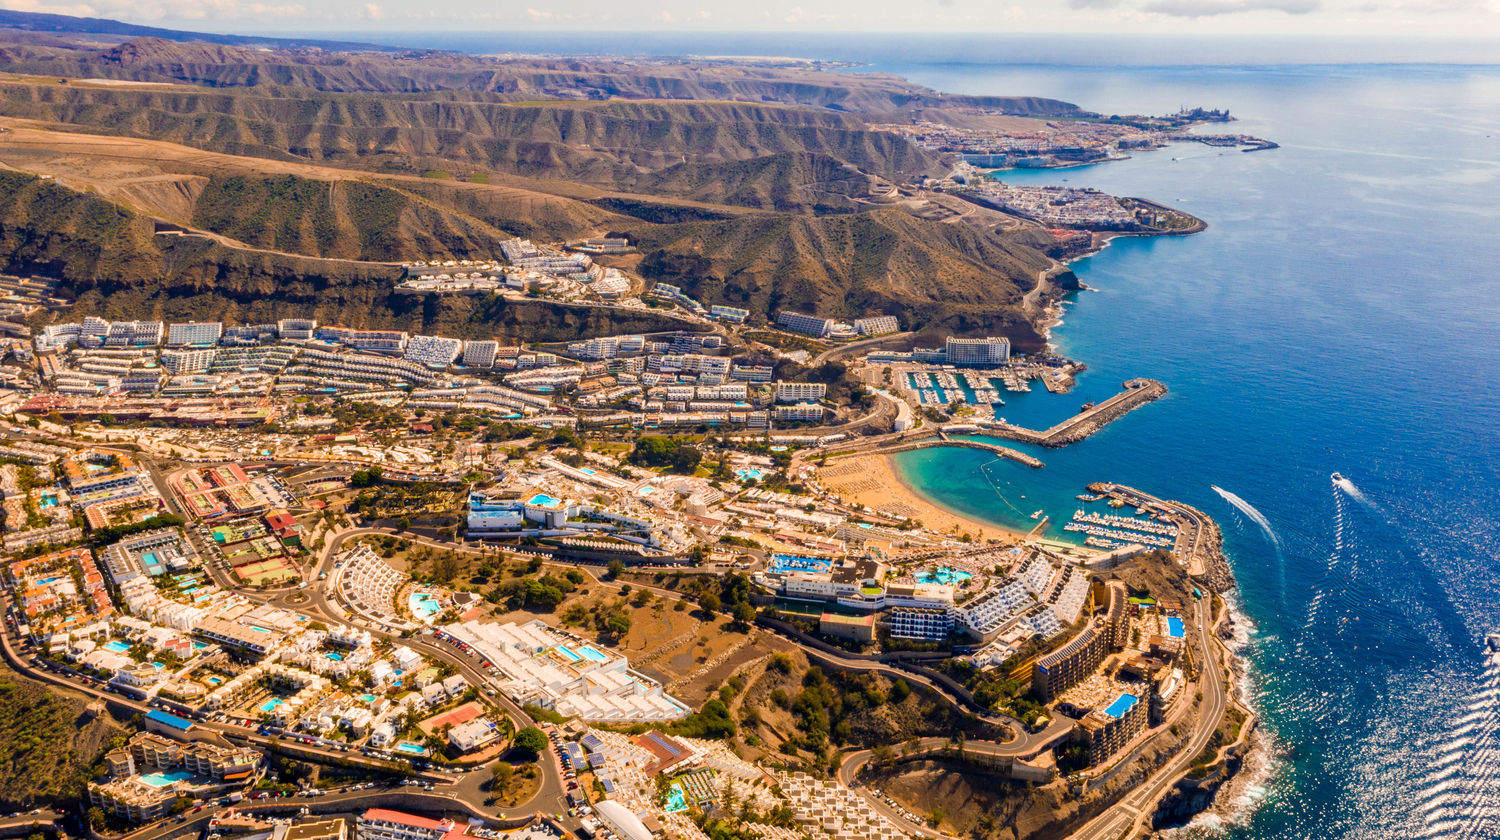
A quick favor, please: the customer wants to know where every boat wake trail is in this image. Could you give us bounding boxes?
[1418,645,1500,839]
[1212,485,1284,549]
[1295,482,1347,652]
[1332,472,1375,507]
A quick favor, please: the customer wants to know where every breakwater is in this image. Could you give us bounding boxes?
[986,378,1167,447]
[827,435,1045,468]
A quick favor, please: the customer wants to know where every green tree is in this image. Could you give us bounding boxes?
[890,679,911,703]
[732,601,756,628]
[512,726,548,760]
[490,761,514,794]
[699,591,721,614]
[604,612,632,641]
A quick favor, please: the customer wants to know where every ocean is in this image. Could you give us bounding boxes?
[300,33,1500,837]
[872,61,1500,838]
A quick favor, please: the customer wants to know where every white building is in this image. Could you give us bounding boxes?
[104,321,164,347]
[774,381,827,404]
[356,809,464,840]
[776,311,834,338]
[709,305,750,323]
[160,349,216,374]
[946,336,1012,366]
[447,718,501,752]
[441,619,687,722]
[853,315,899,336]
[462,340,498,368]
[166,322,223,346]
[277,318,318,340]
[404,335,463,369]
[774,403,823,422]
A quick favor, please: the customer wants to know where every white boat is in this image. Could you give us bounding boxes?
[1487,632,1500,652]
[1031,509,1043,520]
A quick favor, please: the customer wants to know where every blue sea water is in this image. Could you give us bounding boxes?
[221,31,1500,837]
[869,62,1500,839]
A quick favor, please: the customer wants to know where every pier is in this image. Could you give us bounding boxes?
[824,433,1045,468]
[987,378,1167,447]
[1086,482,1227,587]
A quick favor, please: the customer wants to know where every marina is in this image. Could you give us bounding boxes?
[1063,506,1178,549]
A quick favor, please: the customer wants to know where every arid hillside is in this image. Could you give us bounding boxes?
[0,22,1087,344]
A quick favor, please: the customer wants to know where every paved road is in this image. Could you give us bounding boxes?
[1094,483,1211,575]
[121,786,532,840]
[306,529,570,819]
[7,458,569,822]
[1065,596,1227,840]
[837,728,1073,840]
[809,332,914,367]
[0,605,454,782]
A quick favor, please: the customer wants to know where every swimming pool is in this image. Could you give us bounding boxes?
[1166,616,1185,638]
[409,592,443,621]
[205,676,223,685]
[734,468,764,481]
[579,467,597,475]
[915,567,974,586]
[770,554,832,575]
[359,694,378,703]
[555,645,581,662]
[259,698,285,713]
[527,493,560,506]
[769,445,788,452]
[577,645,608,664]
[1104,693,1138,719]
[395,742,429,756]
[39,494,57,508]
[103,640,132,653]
[326,652,344,661]
[140,770,194,788]
[663,782,688,813]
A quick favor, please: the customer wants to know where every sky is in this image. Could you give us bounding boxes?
[2,0,1499,39]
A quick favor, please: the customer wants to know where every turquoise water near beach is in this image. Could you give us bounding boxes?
[879,62,1500,839]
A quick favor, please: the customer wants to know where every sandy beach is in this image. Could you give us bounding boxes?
[818,454,1025,543]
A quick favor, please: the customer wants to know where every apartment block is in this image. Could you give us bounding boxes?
[161,348,216,374]
[853,315,900,336]
[1033,620,1109,701]
[167,322,223,346]
[462,340,498,368]
[776,311,834,338]
[774,381,827,404]
[946,336,1012,366]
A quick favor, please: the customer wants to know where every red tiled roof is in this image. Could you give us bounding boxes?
[361,810,453,831]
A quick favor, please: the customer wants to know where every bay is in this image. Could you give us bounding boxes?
[881,61,1500,838]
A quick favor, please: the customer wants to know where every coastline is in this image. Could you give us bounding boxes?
[818,453,1028,543]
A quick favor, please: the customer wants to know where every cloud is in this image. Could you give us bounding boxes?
[1368,0,1495,11]
[1068,0,1122,8]
[362,2,382,20]
[657,8,675,22]
[14,0,311,20]
[1141,0,1318,15]
[0,1,101,15]
[783,5,804,22]
[525,7,552,19]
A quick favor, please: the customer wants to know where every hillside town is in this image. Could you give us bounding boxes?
[0,239,1241,840]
